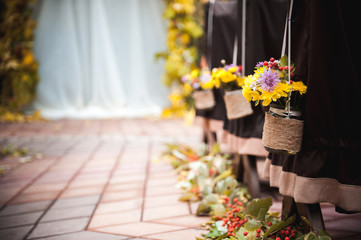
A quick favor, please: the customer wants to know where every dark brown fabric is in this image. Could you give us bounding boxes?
[196,1,238,121]
[223,0,288,138]
[268,0,361,211]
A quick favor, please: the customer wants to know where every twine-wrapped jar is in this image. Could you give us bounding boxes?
[223,89,253,120]
[262,106,304,154]
[192,90,215,110]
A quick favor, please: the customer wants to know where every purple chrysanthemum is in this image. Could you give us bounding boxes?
[256,61,264,68]
[258,68,280,92]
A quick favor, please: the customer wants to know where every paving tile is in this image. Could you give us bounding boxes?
[60,185,104,198]
[10,191,60,204]
[28,217,90,239]
[67,178,108,188]
[142,203,190,221]
[101,189,143,202]
[95,198,143,214]
[109,175,146,185]
[41,205,96,222]
[0,225,33,240]
[144,228,207,240]
[0,200,51,217]
[144,194,183,208]
[146,178,178,187]
[105,182,144,192]
[88,209,141,229]
[23,183,67,194]
[145,184,181,197]
[95,222,185,237]
[150,215,210,228]
[0,211,43,229]
[34,230,129,240]
[52,195,100,209]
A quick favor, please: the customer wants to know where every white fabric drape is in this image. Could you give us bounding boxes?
[33,0,168,119]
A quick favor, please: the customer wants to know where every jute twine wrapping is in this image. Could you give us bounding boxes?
[262,112,304,153]
[193,90,215,110]
[224,90,253,120]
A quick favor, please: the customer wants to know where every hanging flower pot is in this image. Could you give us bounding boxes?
[242,56,307,154]
[262,105,304,154]
[192,89,216,110]
[182,68,216,110]
[223,89,253,120]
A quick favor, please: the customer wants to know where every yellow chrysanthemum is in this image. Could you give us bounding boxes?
[291,81,307,94]
[200,80,214,90]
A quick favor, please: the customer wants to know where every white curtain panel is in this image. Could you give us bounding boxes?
[33,0,168,119]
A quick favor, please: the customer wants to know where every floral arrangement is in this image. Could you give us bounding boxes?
[182,68,214,91]
[0,0,40,119]
[160,143,249,215]
[156,0,203,87]
[242,56,306,108]
[159,143,332,240]
[212,61,244,91]
[157,0,205,117]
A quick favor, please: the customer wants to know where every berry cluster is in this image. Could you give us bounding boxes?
[263,57,294,79]
[268,226,298,240]
[221,197,245,237]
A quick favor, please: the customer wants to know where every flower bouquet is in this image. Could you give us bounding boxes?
[212,61,253,120]
[242,56,307,154]
[182,68,215,110]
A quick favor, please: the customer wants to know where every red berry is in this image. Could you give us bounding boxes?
[290,80,293,84]
[233,198,238,202]
[284,66,289,71]
[243,231,248,236]
[276,238,281,240]
[256,228,261,233]
[279,66,283,71]
[270,57,275,62]
[263,61,269,66]
[272,62,278,68]
[290,66,293,71]
[285,230,290,235]
[238,65,242,72]
[290,72,294,78]
[285,237,290,240]
[256,233,260,237]
[268,222,272,226]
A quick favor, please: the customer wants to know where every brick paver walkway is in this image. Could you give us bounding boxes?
[0,119,360,240]
[0,119,208,240]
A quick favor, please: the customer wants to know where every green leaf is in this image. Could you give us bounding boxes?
[304,232,317,240]
[235,227,247,240]
[211,143,220,154]
[215,220,228,234]
[244,219,262,231]
[319,230,331,237]
[318,236,332,240]
[279,55,288,66]
[256,207,267,221]
[178,192,197,202]
[245,197,272,217]
[205,193,218,204]
[212,169,233,186]
[196,201,211,216]
[263,214,296,238]
[213,203,226,217]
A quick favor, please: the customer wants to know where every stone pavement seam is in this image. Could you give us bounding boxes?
[85,141,125,230]
[140,142,152,222]
[0,139,57,210]
[24,140,103,239]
